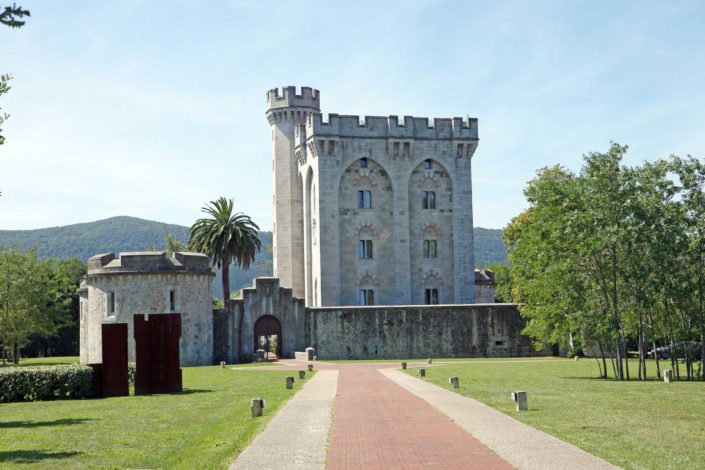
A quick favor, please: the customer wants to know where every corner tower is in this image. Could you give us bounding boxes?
[265,86,320,298]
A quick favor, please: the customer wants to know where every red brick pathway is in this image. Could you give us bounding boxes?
[326,364,513,469]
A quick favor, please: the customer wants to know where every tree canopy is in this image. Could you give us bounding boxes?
[189,197,261,303]
[506,143,705,381]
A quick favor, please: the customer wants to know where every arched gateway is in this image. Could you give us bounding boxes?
[254,315,282,359]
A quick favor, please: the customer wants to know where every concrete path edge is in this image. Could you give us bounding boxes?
[380,368,619,470]
[230,369,339,470]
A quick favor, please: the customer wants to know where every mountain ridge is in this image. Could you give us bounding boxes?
[0,216,506,294]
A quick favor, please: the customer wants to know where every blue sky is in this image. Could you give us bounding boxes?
[1,0,704,230]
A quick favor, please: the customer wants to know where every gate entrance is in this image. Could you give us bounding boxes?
[254,315,282,359]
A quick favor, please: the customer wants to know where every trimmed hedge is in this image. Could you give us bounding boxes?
[0,365,93,402]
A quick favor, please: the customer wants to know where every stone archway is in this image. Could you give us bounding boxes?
[254,315,282,359]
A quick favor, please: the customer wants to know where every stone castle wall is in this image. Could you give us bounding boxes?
[304,304,538,360]
[267,86,479,307]
[79,252,214,366]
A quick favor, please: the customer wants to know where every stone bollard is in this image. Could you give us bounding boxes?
[428,358,433,365]
[299,370,306,380]
[306,347,315,361]
[256,349,265,362]
[664,369,673,383]
[286,377,294,389]
[308,364,314,372]
[401,362,407,370]
[574,356,579,361]
[220,361,226,368]
[512,391,528,411]
[418,368,426,378]
[449,376,459,389]
[251,398,263,417]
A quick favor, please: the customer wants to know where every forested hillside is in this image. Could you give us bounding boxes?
[0,216,505,294]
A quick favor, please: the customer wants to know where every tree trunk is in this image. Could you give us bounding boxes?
[221,259,231,305]
[699,240,705,380]
[598,343,608,378]
[648,309,660,379]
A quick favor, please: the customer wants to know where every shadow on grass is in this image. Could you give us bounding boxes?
[0,450,81,464]
[178,389,213,395]
[0,418,92,429]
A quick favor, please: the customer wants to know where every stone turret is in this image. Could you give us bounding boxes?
[79,251,215,366]
[266,87,321,299]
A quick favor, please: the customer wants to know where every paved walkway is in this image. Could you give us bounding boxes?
[230,369,339,470]
[326,364,512,469]
[382,368,618,470]
[231,360,620,469]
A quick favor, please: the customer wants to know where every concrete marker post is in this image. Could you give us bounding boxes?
[664,369,673,383]
[512,391,528,411]
[286,376,294,389]
[401,362,407,370]
[449,376,459,389]
[299,370,306,380]
[418,368,426,378]
[308,364,314,372]
[251,398,263,417]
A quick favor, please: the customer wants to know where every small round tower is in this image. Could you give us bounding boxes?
[265,86,320,299]
[78,251,214,366]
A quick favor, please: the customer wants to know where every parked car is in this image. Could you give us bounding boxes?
[648,341,702,360]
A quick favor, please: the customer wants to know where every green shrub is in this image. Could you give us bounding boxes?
[0,365,93,402]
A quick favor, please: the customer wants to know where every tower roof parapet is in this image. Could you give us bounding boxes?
[306,113,478,140]
[86,251,213,276]
[266,86,320,112]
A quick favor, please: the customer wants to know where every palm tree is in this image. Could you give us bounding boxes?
[188,197,261,304]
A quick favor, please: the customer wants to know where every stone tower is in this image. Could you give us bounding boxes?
[265,87,321,299]
[267,86,478,306]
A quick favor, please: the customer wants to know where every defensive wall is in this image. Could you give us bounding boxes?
[213,277,542,362]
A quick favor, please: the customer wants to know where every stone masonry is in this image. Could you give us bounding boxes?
[79,251,214,366]
[266,86,478,307]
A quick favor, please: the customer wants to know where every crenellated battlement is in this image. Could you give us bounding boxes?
[266,86,320,112]
[86,251,212,275]
[305,113,478,140]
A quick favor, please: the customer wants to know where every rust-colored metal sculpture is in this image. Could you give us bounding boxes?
[100,323,129,397]
[134,313,183,394]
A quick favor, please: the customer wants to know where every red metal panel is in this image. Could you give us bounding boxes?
[134,313,183,395]
[101,323,129,397]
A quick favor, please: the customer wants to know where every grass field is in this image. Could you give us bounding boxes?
[0,357,79,367]
[406,358,705,470]
[0,359,309,469]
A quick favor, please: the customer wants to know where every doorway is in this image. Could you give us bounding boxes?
[254,315,282,359]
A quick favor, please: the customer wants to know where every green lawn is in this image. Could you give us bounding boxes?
[0,362,310,469]
[322,356,561,364]
[406,358,705,470]
[1,357,79,367]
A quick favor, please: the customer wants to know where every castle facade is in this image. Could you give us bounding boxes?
[266,86,478,307]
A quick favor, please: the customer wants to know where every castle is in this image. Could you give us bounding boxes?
[267,87,478,306]
[79,86,535,366]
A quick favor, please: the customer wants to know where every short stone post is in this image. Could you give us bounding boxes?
[251,398,263,417]
[308,364,314,372]
[306,347,315,361]
[664,369,673,383]
[286,376,294,389]
[428,358,433,365]
[574,356,579,361]
[401,362,407,370]
[256,349,265,362]
[449,376,459,389]
[299,370,306,380]
[418,368,426,378]
[512,391,528,411]
[220,361,226,368]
